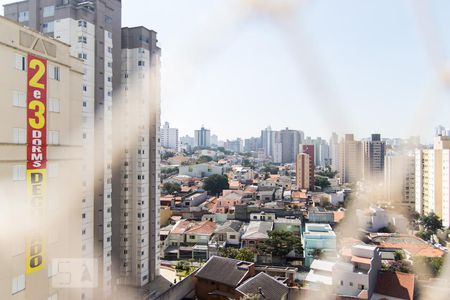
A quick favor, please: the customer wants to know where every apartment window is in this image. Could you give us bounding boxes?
[15,54,26,71]
[50,65,60,81]
[13,165,26,181]
[12,91,26,107]
[48,293,58,300]
[189,235,195,239]
[78,53,87,60]
[83,85,87,92]
[124,73,128,78]
[78,20,87,28]
[349,282,353,287]
[42,21,54,33]
[18,11,29,22]
[123,225,128,229]
[13,128,26,144]
[78,36,87,44]
[124,187,128,192]
[43,5,55,17]
[48,163,58,178]
[107,62,112,68]
[358,284,365,290]
[107,76,112,83]
[49,98,60,112]
[11,274,25,294]
[48,131,60,145]
[105,15,112,24]
[107,47,112,54]
[138,60,145,67]
[107,31,112,39]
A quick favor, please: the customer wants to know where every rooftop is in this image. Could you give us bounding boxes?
[236,272,289,300]
[195,256,252,287]
[374,271,415,300]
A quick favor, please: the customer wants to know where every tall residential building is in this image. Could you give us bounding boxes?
[363,134,385,183]
[210,134,218,147]
[300,144,315,190]
[435,125,450,137]
[339,134,363,184]
[0,16,83,299]
[194,126,210,147]
[4,0,122,297]
[329,132,340,172]
[296,153,311,190]
[112,27,161,288]
[415,136,450,227]
[384,151,415,208]
[224,138,243,153]
[280,128,303,164]
[260,126,273,158]
[244,137,261,152]
[160,121,178,150]
[312,137,330,167]
[180,135,194,146]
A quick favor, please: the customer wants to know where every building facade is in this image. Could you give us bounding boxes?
[112,26,161,287]
[280,128,302,164]
[300,144,315,190]
[160,121,178,150]
[339,134,363,184]
[384,151,415,208]
[296,153,310,190]
[0,15,83,299]
[363,134,385,183]
[194,126,211,148]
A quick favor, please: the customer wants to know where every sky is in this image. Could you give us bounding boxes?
[3,0,450,142]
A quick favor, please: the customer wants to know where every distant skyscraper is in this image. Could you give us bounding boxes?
[435,125,450,137]
[180,135,194,146]
[339,134,363,184]
[312,137,330,167]
[384,151,415,208]
[363,134,386,183]
[244,137,261,152]
[224,138,243,153]
[329,132,340,172]
[194,126,211,147]
[210,134,219,147]
[261,126,274,158]
[280,128,302,164]
[296,153,311,190]
[299,144,315,190]
[160,122,179,150]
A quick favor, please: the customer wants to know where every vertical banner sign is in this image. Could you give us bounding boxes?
[26,54,47,274]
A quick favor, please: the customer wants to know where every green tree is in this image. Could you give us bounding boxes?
[257,230,303,257]
[162,182,181,194]
[394,250,405,261]
[161,151,175,160]
[236,248,255,262]
[196,155,213,164]
[316,167,337,178]
[413,256,445,277]
[381,260,413,273]
[378,223,397,233]
[315,176,330,189]
[218,247,239,259]
[203,174,229,196]
[420,213,443,233]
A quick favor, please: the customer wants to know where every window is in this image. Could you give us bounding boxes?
[107,61,112,68]
[11,274,25,294]
[105,15,112,24]
[107,47,112,54]
[107,76,112,83]
[13,128,26,144]
[18,11,29,22]
[48,131,60,145]
[229,235,236,239]
[349,282,353,287]
[107,31,113,39]
[42,21,54,33]
[51,65,60,81]
[15,54,26,71]
[78,53,87,60]
[78,36,87,44]
[13,165,26,181]
[78,20,87,28]
[138,60,145,67]
[83,85,87,92]
[43,5,55,17]
[340,280,344,286]
[12,91,26,107]
[358,284,365,290]
[49,98,60,112]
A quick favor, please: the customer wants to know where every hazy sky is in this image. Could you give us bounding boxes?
[3,0,450,142]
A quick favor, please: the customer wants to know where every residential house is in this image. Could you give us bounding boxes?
[179,163,224,178]
[250,212,276,222]
[241,221,274,249]
[236,272,289,300]
[303,223,337,267]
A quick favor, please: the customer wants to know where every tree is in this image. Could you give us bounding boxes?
[378,223,397,234]
[394,250,405,261]
[315,176,330,189]
[316,167,337,178]
[257,230,303,257]
[381,260,413,273]
[413,256,445,277]
[262,165,278,175]
[235,248,255,262]
[161,151,175,160]
[162,182,181,194]
[196,155,213,164]
[319,196,331,208]
[420,213,443,233]
[203,174,229,196]
[218,247,239,259]
[312,249,323,259]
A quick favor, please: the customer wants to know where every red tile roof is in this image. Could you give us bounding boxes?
[374,271,415,300]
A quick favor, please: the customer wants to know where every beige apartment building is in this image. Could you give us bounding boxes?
[0,16,84,299]
[415,136,450,227]
[296,153,310,190]
[339,134,363,184]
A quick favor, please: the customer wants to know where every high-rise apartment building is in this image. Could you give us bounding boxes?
[224,138,243,153]
[0,16,83,299]
[112,27,161,288]
[194,126,210,148]
[312,137,330,167]
[244,137,261,152]
[180,135,194,146]
[339,134,363,184]
[329,132,340,172]
[384,151,415,208]
[415,136,450,227]
[210,134,219,147]
[363,134,385,183]
[300,144,315,190]
[296,153,311,190]
[4,0,122,297]
[160,122,178,150]
[280,128,303,164]
[261,126,274,159]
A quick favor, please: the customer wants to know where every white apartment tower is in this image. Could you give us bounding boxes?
[112,27,161,288]
[160,121,179,150]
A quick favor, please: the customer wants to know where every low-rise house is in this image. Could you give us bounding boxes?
[211,220,243,246]
[184,220,217,245]
[369,234,446,258]
[195,256,256,300]
[274,217,302,233]
[357,206,409,233]
[236,272,289,300]
[333,245,382,299]
[183,191,208,207]
[178,163,224,178]
[241,221,273,248]
[303,223,337,267]
[305,259,334,288]
[217,190,244,213]
[308,207,335,224]
[372,271,415,300]
[257,186,276,202]
[250,212,276,222]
